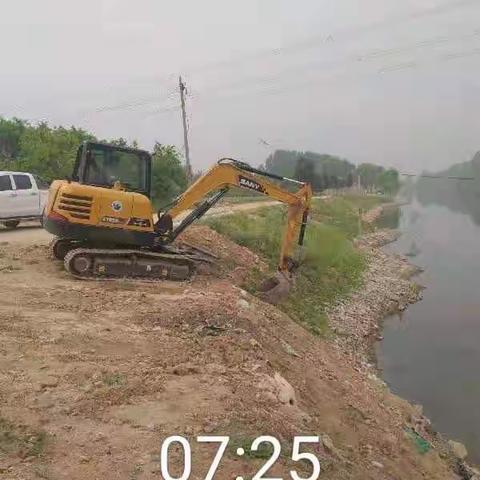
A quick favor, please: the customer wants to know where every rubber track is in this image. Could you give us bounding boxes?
[64,248,197,281]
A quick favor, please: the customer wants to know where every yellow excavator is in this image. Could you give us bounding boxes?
[43,142,312,299]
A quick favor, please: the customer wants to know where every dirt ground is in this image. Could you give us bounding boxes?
[0,222,458,479]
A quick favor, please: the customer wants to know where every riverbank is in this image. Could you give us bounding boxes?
[327,227,422,363]
[328,202,480,479]
[361,202,400,224]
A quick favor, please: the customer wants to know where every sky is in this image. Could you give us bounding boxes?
[1,0,480,173]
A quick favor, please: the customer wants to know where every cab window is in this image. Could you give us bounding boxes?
[0,175,13,191]
[84,147,148,193]
[13,174,32,190]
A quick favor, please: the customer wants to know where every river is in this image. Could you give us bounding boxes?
[376,198,480,464]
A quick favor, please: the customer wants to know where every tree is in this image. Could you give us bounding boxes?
[0,117,27,165]
[322,173,330,190]
[377,169,400,195]
[151,143,188,207]
[294,156,316,184]
[264,150,301,177]
[15,123,94,182]
[356,163,385,190]
[0,116,186,201]
[346,172,354,187]
[109,137,129,147]
[264,149,356,184]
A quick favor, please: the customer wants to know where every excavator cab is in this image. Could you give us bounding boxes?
[44,142,159,259]
[72,142,152,196]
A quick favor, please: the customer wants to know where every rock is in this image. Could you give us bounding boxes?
[321,434,342,458]
[273,373,296,405]
[321,434,336,454]
[281,340,300,357]
[79,455,91,463]
[203,421,218,434]
[237,299,250,309]
[37,376,59,391]
[371,461,384,469]
[413,404,424,415]
[448,440,468,460]
[257,373,296,406]
[465,465,480,479]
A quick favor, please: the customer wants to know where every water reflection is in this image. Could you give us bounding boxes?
[377,197,480,464]
[416,159,480,226]
[375,206,401,230]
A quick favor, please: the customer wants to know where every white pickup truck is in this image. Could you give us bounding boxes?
[0,171,49,228]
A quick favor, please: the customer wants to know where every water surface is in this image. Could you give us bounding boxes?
[377,199,480,463]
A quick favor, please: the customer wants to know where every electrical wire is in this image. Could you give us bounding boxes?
[92,89,178,113]
[180,27,480,106]
[179,0,479,78]
[44,1,475,123]
[61,0,480,119]
[401,173,475,180]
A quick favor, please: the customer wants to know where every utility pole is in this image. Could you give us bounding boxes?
[179,75,192,182]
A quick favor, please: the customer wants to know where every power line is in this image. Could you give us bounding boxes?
[187,39,480,109]
[92,89,177,113]
[401,173,475,180]
[178,0,479,78]
[68,0,480,117]
[183,27,480,105]
[141,105,181,117]
[61,4,480,121]
[379,45,480,74]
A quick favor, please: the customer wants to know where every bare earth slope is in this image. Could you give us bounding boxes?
[0,224,456,479]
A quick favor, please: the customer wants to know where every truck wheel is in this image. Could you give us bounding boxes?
[3,221,20,229]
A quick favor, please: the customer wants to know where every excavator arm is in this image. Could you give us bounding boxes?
[156,158,312,273]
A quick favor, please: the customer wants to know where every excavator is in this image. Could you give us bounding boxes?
[43,141,312,301]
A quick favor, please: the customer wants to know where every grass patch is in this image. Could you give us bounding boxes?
[206,203,366,335]
[0,417,48,458]
[310,195,389,238]
[103,373,126,388]
[229,437,282,459]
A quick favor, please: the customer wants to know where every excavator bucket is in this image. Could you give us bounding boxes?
[257,253,305,304]
[258,271,294,305]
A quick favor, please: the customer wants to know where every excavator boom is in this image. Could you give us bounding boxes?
[156,158,312,273]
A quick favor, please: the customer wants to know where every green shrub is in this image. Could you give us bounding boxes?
[206,205,365,335]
